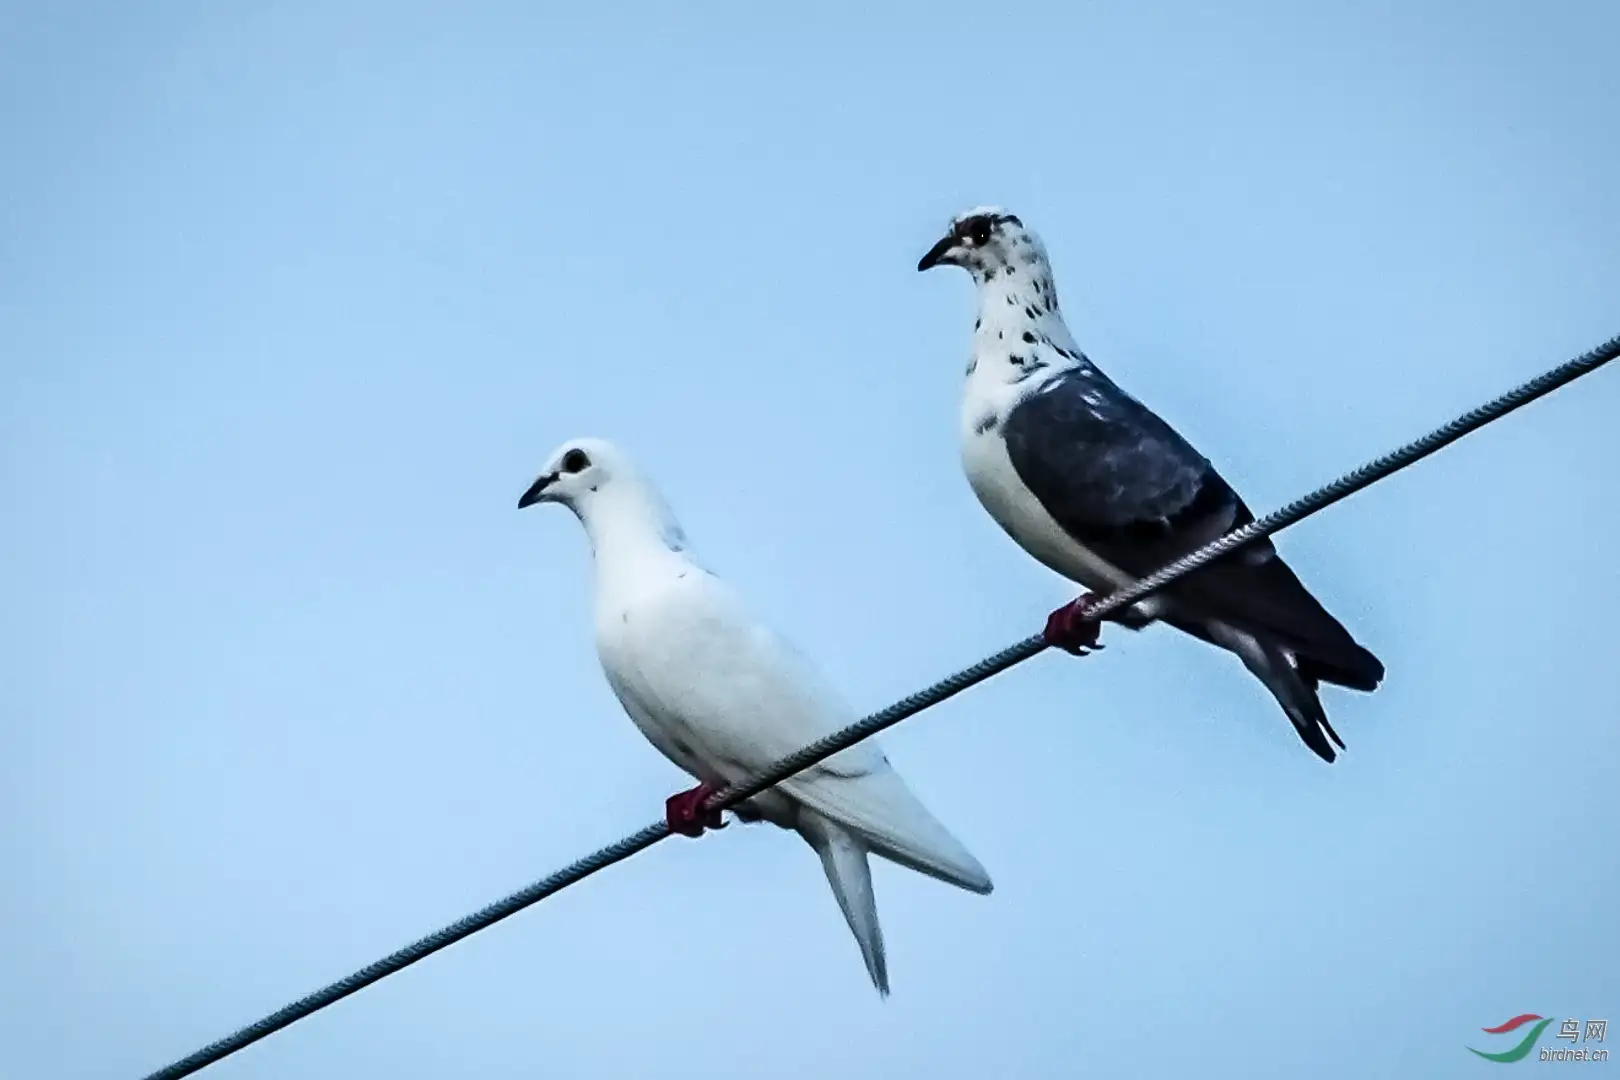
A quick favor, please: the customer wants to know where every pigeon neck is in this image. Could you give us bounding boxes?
[973,257,1063,339]
[966,256,1087,393]
[576,482,692,567]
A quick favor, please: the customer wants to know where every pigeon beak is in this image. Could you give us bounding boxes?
[917,234,957,272]
[517,472,558,509]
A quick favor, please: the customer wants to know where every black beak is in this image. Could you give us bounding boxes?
[917,234,956,272]
[517,472,558,509]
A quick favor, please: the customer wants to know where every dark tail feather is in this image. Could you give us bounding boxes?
[1252,640,1344,764]
[1283,688,1340,764]
[1297,641,1385,694]
[1307,676,1348,752]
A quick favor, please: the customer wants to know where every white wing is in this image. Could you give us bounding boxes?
[606,570,991,893]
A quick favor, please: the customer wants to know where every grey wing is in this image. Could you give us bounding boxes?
[1001,371,1383,690]
[999,369,1235,566]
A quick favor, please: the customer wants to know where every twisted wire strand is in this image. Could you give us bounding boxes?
[140,332,1618,1080]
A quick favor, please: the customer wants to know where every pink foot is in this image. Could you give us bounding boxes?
[664,781,727,838]
[1043,594,1108,655]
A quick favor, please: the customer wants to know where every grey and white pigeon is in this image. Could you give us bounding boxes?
[518,438,992,993]
[918,207,1384,763]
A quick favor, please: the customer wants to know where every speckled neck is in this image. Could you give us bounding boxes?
[965,251,1089,390]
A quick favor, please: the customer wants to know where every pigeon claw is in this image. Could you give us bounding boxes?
[664,781,727,838]
[1043,595,1106,656]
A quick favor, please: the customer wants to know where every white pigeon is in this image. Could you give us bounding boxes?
[518,437,993,994]
[918,207,1384,763]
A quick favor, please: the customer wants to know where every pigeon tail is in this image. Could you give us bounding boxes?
[781,766,993,896]
[1246,636,1350,764]
[1294,638,1385,694]
[799,812,889,996]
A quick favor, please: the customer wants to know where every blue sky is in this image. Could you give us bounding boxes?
[3,2,1617,1078]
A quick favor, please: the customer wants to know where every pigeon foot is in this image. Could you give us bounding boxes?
[1043,595,1108,656]
[665,781,727,838]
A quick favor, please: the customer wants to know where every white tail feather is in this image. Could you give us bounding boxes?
[784,767,993,895]
[799,812,888,996]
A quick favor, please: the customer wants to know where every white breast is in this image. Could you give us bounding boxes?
[589,562,816,828]
[959,375,1139,596]
[592,559,721,783]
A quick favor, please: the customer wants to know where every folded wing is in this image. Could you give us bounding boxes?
[1001,370,1383,690]
[617,578,992,893]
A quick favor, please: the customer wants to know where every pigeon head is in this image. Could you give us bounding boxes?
[916,206,1047,281]
[519,437,691,553]
[517,436,624,509]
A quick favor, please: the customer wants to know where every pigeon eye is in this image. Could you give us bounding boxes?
[958,216,994,246]
[561,448,591,474]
